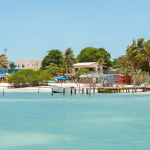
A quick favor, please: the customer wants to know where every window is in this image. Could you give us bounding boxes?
[22,64,25,68]
[18,64,20,68]
[75,68,78,71]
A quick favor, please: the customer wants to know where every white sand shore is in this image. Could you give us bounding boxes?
[0,83,149,93]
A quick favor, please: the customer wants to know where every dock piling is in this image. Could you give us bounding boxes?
[3,89,4,97]
[52,90,53,96]
[71,88,72,96]
[74,88,76,95]
[63,88,65,95]
[82,88,84,94]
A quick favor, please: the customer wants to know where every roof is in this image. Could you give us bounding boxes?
[80,74,105,78]
[55,78,69,80]
[73,62,97,67]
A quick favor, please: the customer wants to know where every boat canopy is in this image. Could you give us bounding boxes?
[55,78,69,80]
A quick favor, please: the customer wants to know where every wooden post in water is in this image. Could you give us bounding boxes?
[3,89,4,97]
[52,90,53,96]
[71,88,72,96]
[93,87,95,94]
[74,88,76,95]
[89,82,91,96]
[82,88,84,94]
[63,88,65,95]
[79,79,80,92]
[38,88,39,94]
[86,88,88,95]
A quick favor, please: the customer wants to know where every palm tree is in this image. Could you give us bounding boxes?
[63,48,77,75]
[59,58,66,76]
[0,54,10,74]
[97,58,106,74]
[9,62,17,68]
[0,54,10,68]
[137,40,150,71]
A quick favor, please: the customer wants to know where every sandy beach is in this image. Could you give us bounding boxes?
[0,83,148,93]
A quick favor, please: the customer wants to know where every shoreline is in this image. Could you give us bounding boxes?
[0,83,149,93]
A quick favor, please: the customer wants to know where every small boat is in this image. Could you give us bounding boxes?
[50,86,71,93]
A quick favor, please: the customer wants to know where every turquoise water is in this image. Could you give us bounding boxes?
[0,91,150,150]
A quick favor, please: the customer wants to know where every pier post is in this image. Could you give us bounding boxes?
[63,88,65,95]
[126,88,127,93]
[86,88,88,95]
[82,88,84,94]
[38,88,39,94]
[52,90,53,96]
[71,88,72,96]
[3,89,4,97]
[89,85,91,96]
[93,87,95,94]
[79,79,80,92]
[74,88,76,95]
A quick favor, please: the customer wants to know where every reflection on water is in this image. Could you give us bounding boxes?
[0,91,150,149]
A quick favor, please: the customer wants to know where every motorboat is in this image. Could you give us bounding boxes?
[50,86,71,93]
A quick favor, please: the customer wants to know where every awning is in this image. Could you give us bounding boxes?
[55,78,69,80]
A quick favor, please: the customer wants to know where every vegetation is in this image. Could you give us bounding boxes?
[61,48,77,74]
[77,47,112,69]
[97,58,106,74]
[41,49,62,70]
[45,63,61,76]
[75,68,90,79]
[7,69,52,87]
[0,54,10,68]
[9,62,17,68]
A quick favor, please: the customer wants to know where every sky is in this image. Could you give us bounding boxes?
[0,0,150,62]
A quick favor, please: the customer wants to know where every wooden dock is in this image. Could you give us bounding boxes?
[96,86,149,93]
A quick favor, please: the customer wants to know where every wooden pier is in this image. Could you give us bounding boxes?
[96,86,149,93]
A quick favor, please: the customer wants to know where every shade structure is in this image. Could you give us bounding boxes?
[55,78,69,80]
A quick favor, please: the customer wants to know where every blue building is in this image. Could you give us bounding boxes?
[7,69,21,74]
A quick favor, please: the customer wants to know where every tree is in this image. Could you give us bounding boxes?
[59,58,66,76]
[98,48,112,68]
[63,48,77,74]
[97,58,106,74]
[75,68,90,79]
[77,47,100,62]
[7,69,52,87]
[77,47,112,68]
[0,54,10,68]
[45,63,61,76]
[41,49,62,70]
[112,56,124,69]
[137,40,150,72]
[9,62,17,68]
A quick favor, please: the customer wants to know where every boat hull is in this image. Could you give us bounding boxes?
[51,86,70,93]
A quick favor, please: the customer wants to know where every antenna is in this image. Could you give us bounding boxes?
[4,47,7,55]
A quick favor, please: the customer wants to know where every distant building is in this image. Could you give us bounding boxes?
[15,60,42,70]
[71,62,99,74]
[7,69,21,74]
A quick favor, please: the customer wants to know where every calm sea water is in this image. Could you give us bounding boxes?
[0,90,150,150]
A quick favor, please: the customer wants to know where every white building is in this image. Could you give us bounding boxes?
[71,62,101,74]
[16,60,42,70]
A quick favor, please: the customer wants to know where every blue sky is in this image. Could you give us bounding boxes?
[0,0,150,62]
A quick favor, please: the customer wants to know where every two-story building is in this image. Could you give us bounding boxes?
[15,60,42,70]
